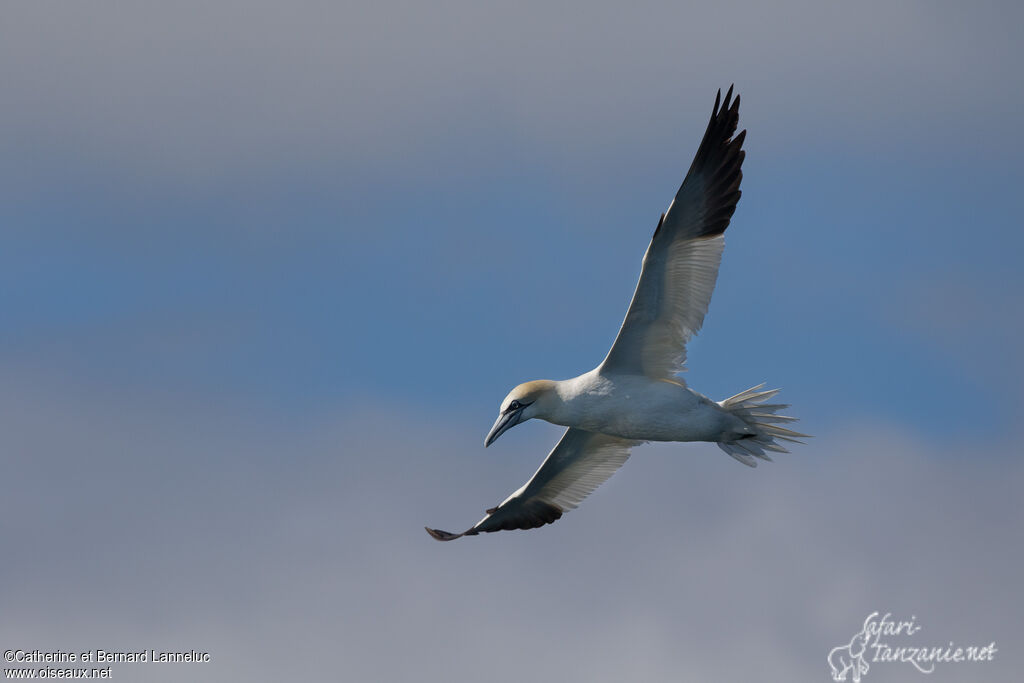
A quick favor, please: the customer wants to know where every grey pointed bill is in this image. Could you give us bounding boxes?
[484,408,522,447]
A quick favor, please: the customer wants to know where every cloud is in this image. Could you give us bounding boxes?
[1,373,1019,681]
[1,1,1020,196]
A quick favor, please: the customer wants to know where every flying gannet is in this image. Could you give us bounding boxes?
[426,86,807,541]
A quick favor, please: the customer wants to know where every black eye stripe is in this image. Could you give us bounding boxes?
[505,400,531,413]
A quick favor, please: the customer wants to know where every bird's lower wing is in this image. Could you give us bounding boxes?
[425,428,639,541]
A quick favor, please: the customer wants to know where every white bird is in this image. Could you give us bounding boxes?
[426,87,807,541]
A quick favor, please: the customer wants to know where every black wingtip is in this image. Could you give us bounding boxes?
[425,526,464,542]
[660,85,746,241]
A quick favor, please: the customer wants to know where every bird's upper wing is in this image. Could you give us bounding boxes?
[600,87,746,380]
[425,428,638,541]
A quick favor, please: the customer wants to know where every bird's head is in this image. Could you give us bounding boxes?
[484,380,557,447]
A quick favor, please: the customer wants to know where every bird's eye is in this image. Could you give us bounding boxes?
[508,400,521,412]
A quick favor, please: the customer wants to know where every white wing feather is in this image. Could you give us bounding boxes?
[601,87,745,380]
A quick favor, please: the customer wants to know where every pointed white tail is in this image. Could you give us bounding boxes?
[716,383,809,467]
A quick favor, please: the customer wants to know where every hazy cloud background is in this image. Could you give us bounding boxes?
[2,2,1021,681]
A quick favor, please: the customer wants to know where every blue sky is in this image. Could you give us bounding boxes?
[2,2,1022,681]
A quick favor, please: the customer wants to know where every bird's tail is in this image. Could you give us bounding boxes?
[716,383,809,467]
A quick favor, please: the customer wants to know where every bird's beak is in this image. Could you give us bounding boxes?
[484,409,521,447]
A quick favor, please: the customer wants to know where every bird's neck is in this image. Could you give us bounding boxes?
[539,372,608,426]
